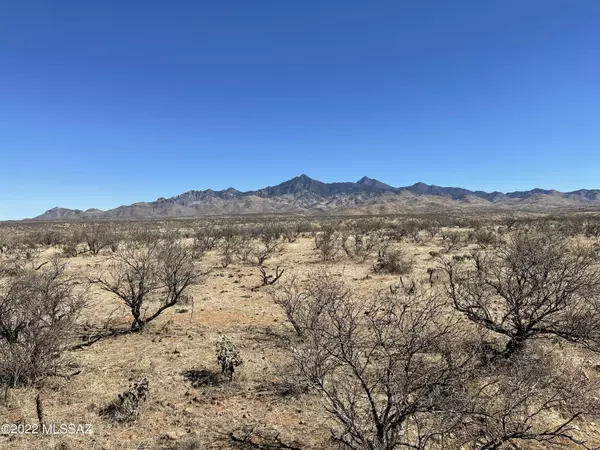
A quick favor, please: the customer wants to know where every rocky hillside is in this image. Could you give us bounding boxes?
[30,175,600,220]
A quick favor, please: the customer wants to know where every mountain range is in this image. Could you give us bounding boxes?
[29,174,600,220]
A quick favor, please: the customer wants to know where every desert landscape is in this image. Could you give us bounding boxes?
[3,2,599,449]
[3,212,600,449]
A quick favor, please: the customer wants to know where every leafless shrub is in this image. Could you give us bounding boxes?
[503,216,519,230]
[423,220,441,239]
[388,220,420,242]
[78,222,116,256]
[189,226,215,260]
[255,224,282,252]
[440,229,464,253]
[1,243,46,274]
[93,237,202,332]
[219,225,245,267]
[269,276,307,336]
[234,233,254,262]
[373,246,413,275]
[584,219,600,238]
[215,336,243,381]
[559,216,586,237]
[0,229,12,254]
[469,227,499,249]
[0,259,85,386]
[341,230,381,263]
[259,266,284,286]
[101,377,149,422]
[60,238,81,258]
[250,227,282,265]
[293,284,470,449]
[190,239,207,260]
[409,227,423,244]
[269,272,350,337]
[442,229,600,357]
[459,349,600,449]
[30,228,64,247]
[314,228,343,262]
[122,224,162,248]
[194,223,219,251]
[252,243,272,266]
[283,225,299,243]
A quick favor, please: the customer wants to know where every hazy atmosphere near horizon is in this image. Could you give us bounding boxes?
[1,0,600,220]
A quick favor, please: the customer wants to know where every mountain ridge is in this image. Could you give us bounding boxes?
[29,175,600,220]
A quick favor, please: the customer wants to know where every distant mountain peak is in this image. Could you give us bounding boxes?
[288,174,318,185]
[26,175,600,221]
[357,176,393,190]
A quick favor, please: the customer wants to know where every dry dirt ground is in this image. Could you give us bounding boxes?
[0,233,409,450]
[2,228,600,450]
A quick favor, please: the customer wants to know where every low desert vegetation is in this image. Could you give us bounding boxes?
[0,258,85,387]
[2,213,600,448]
[92,233,203,332]
[215,336,243,381]
[101,376,150,423]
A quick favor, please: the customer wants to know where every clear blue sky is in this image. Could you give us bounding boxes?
[1,1,599,219]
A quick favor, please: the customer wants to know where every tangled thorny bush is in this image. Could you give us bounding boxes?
[59,238,81,258]
[269,271,349,337]
[254,224,283,252]
[0,240,47,274]
[584,218,600,238]
[250,225,283,265]
[314,227,343,262]
[291,270,600,449]
[469,227,500,249]
[293,283,471,449]
[282,224,300,243]
[442,229,600,358]
[439,229,464,253]
[373,246,413,275]
[233,233,254,262]
[29,227,65,247]
[0,229,11,254]
[192,223,219,253]
[218,225,247,267]
[387,220,422,242]
[0,258,85,387]
[252,243,272,266]
[77,222,117,255]
[259,266,284,286]
[421,219,441,240]
[458,348,600,449]
[93,234,203,332]
[101,377,150,422]
[215,336,243,381]
[341,229,382,263]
